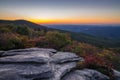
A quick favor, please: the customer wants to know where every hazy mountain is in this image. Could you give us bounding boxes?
[46,25,120,40]
[0,20,47,30]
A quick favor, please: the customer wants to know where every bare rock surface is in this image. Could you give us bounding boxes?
[0,48,119,80]
[62,69,110,80]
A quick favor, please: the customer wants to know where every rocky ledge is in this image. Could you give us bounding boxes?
[0,48,119,80]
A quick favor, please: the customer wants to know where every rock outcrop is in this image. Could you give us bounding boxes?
[0,48,119,80]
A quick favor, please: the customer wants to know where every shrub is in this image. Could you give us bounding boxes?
[35,37,49,48]
[0,27,11,33]
[82,55,113,77]
[0,33,28,50]
[45,31,72,50]
[16,26,31,35]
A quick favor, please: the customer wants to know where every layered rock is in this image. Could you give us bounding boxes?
[0,48,119,80]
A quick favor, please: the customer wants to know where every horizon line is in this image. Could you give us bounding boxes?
[0,19,120,26]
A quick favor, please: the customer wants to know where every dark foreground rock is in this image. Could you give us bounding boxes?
[0,48,119,80]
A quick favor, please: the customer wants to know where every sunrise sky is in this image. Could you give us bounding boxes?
[0,0,120,24]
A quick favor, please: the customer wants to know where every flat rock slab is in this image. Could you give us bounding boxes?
[1,48,119,80]
[0,48,82,80]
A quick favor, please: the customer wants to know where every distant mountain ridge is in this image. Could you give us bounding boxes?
[46,25,120,40]
[0,20,47,30]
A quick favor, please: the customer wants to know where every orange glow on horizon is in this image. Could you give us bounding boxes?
[30,18,120,25]
[1,17,120,25]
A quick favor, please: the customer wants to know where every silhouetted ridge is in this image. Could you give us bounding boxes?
[0,19,47,30]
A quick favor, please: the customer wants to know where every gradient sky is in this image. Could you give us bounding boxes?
[0,0,120,24]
